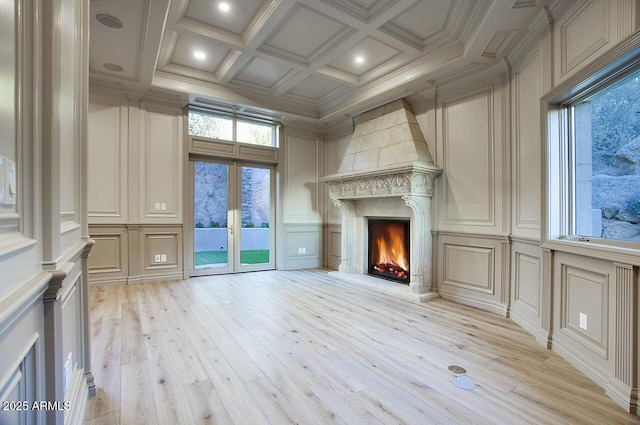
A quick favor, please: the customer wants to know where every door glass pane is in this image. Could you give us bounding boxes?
[194,161,229,268]
[240,166,270,265]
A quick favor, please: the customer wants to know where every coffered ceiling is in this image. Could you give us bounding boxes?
[89,0,552,124]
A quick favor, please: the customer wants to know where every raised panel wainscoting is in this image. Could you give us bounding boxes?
[434,231,511,317]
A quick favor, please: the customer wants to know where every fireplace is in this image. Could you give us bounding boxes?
[368,219,410,283]
[320,99,442,300]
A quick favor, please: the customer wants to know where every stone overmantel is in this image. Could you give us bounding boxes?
[320,162,442,200]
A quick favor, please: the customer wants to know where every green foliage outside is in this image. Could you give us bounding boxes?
[195,250,269,266]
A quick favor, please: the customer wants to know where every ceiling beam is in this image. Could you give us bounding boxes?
[137,0,172,89]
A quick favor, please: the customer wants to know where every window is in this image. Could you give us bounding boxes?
[236,119,275,146]
[188,108,279,147]
[188,110,233,140]
[563,68,640,243]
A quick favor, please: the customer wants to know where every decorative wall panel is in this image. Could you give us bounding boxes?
[513,49,541,237]
[88,226,128,284]
[140,109,182,223]
[514,251,540,313]
[554,0,636,84]
[443,243,495,293]
[282,224,322,270]
[510,240,548,347]
[143,229,181,270]
[560,0,609,77]
[140,226,183,280]
[435,232,508,315]
[88,100,128,222]
[560,264,609,358]
[284,133,320,222]
[441,87,495,227]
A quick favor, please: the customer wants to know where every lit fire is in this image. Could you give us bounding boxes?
[372,222,409,280]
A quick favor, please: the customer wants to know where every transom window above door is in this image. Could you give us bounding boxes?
[188,107,279,147]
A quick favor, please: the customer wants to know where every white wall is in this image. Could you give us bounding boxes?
[88,91,184,284]
[0,0,93,423]
[280,125,324,270]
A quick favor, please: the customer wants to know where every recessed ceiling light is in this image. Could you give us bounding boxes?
[194,51,206,60]
[103,63,123,72]
[219,2,230,12]
[355,56,365,64]
[96,13,123,29]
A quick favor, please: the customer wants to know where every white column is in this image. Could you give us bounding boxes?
[402,195,437,299]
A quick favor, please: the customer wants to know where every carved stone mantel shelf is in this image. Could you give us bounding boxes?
[320,163,442,200]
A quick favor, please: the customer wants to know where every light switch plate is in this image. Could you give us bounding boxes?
[154,254,161,262]
[5,159,16,206]
[154,203,161,211]
[160,202,167,211]
[161,254,166,262]
[0,156,5,204]
[64,352,73,393]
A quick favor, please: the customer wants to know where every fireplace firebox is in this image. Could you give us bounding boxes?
[367,219,410,283]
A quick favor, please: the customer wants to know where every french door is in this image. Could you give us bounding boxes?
[190,159,275,276]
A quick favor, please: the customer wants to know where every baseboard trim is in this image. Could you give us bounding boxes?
[282,257,322,270]
[510,305,551,348]
[551,339,608,389]
[438,289,506,316]
[606,377,638,414]
[88,276,125,285]
[90,271,185,285]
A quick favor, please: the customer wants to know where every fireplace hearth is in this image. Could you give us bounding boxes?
[368,219,410,283]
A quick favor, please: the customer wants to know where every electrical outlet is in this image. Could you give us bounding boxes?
[579,313,588,330]
[298,247,306,254]
[161,254,167,262]
[154,203,161,211]
[154,254,161,262]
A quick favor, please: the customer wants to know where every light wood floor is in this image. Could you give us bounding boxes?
[84,269,640,425]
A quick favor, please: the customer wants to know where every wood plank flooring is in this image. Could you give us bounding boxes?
[84,269,640,424]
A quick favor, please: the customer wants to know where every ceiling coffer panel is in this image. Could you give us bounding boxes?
[184,0,267,36]
[287,75,344,100]
[327,37,401,77]
[260,4,352,64]
[170,33,231,73]
[233,57,293,89]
